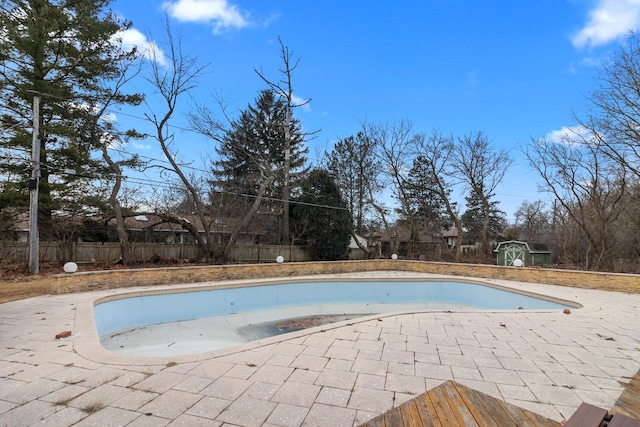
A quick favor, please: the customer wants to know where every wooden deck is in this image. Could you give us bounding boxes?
[360,369,640,427]
[358,380,562,427]
[611,369,640,421]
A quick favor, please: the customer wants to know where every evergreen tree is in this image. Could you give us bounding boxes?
[461,189,505,246]
[324,132,380,236]
[291,169,351,260]
[404,155,452,233]
[0,0,142,238]
[213,89,308,242]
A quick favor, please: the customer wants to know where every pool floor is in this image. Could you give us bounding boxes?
[101,301,474,356]
[102,313,363,357]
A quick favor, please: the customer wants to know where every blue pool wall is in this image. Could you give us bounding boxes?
[94,280,572,337]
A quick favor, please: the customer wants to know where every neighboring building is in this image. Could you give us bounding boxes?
[494,240,551,267]
[375,227,459,259]
[118,214,263,245]
[441,227,459,249]
[348,234,368,260]
[5,211,264,245]
[3,211,29,242]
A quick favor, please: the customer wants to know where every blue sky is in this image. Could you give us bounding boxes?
[109,0,640,221]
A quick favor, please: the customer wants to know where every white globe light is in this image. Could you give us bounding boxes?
[513,259,524,267]
[276,256,284,264]
[391,254,398,260]
[63,262,78,273]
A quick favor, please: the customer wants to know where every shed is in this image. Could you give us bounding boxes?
[494,240,551,267]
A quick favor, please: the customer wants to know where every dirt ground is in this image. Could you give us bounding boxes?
[0,261,197,304]
[2,268,70,303]
[3,259,639,305]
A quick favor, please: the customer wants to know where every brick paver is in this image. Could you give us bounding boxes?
[1,272,639,426]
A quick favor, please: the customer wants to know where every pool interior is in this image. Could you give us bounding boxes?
[99,301,478,357]
[101,312,367,357]
[96,280,573,357]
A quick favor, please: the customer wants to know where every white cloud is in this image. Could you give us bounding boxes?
[100,112,117,124]
[115,28,168,66]
[162,0,249,33]
[544,125,585,142]
[572,0,640,49]
[132,142,152,150]
[291,94,311,112]
[543,125,601,145]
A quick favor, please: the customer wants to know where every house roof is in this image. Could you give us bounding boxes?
[7,210,264,235]
[376,227,458,243]
[493,240,551,253]
[119,213,264,235]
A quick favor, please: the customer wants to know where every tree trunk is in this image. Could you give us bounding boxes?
[350,229,371,256]
[102,146,129,265]
[224,176,274,259]
[282,105,291,245]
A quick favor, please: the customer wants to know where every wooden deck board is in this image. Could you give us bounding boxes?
[400,400,426,427]
[359,369,640,427]
[426,383,461,426]
[442,382,480,426]
[452,383,500,427]
[464,384,548,427]
[358,381,562,427]
[611,369,640,420]
[365,416,385,427]
[413,393,441,427]
[384,405,406,427]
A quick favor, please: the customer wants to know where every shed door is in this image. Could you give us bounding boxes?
[504,243,525,266]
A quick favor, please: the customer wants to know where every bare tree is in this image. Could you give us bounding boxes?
[450,131,512,259]
[143,21,213,260]
[88,58,143,266]
[577,31,640,179]
[188,92,267,259]
[414,130,464,261]
[525,134,629,270]
[554,31,640,272]
[324,131,379,256]
[366,120,421,257]
[324,131,379,237]
[513,200,550,242]
[254,36,312,245]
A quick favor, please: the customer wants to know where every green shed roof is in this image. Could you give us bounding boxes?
[493,240,551,254]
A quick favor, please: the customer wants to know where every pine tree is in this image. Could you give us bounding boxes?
[404,155,452,233]
[291,169,351,260]
[461,189,505,247]
[0,0,142,238]
[213,89,308,243]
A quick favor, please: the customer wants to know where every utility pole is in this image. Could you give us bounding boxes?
[28,95,40,275]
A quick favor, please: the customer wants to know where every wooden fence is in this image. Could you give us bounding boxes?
[0,241,312,265]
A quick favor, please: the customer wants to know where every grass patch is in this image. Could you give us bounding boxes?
[53,395,77,406]
[81,401,105,414]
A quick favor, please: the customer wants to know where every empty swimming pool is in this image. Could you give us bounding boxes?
[95,279,573,357]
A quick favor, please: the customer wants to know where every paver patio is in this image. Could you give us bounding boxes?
[0,271,639,426]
